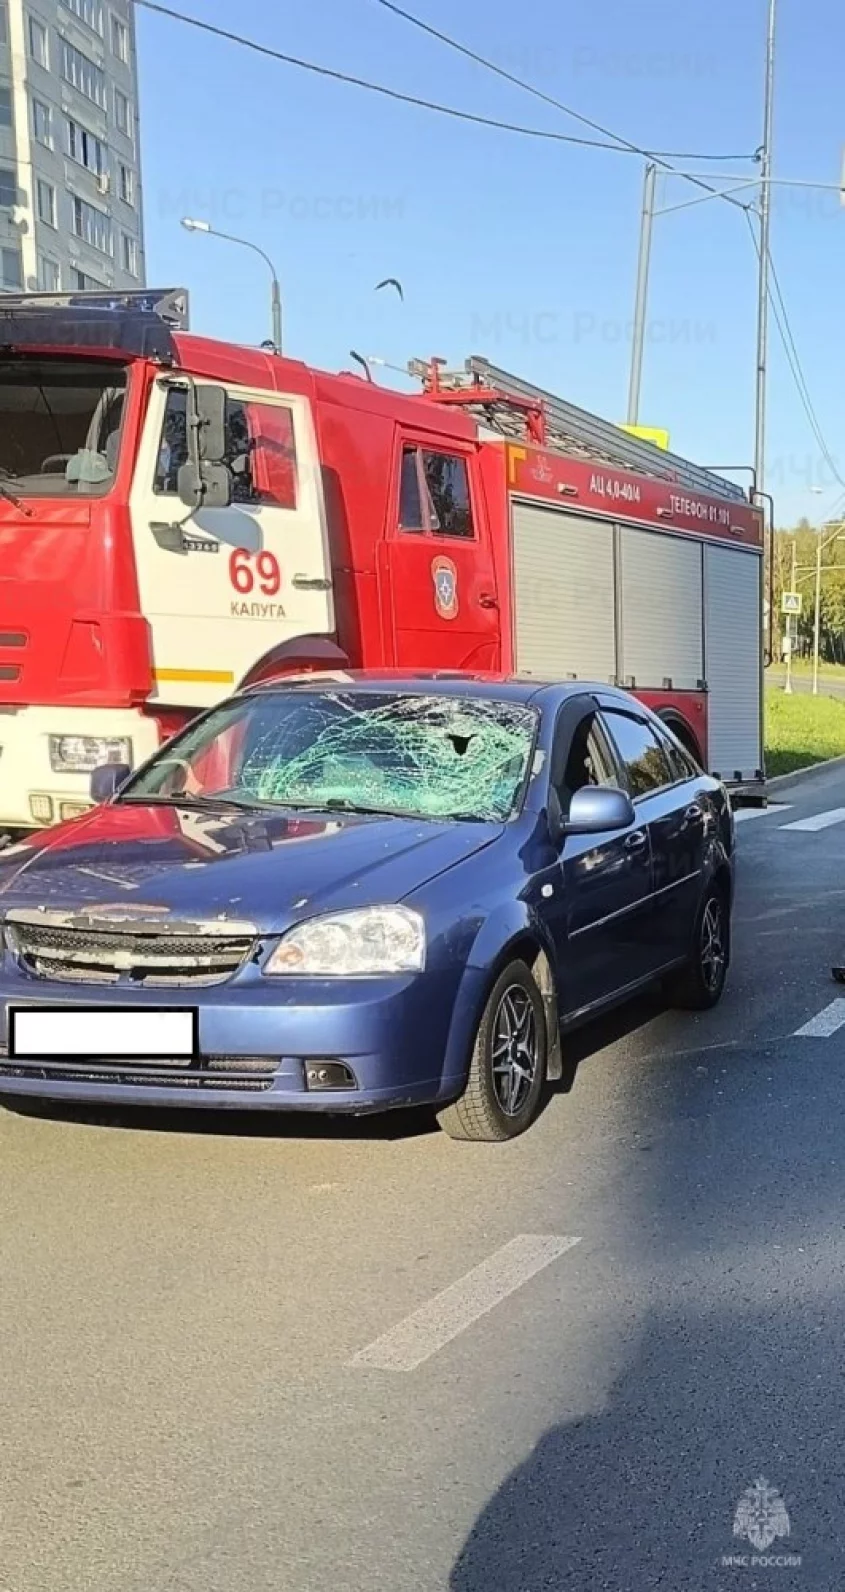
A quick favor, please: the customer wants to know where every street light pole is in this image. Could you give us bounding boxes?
[181,218,283,353]
[754,0,778,496]
[627,161,657,427]
[785,537,796,693]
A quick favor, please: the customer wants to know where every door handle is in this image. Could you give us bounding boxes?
[478,592,499,610]
[625,830,648,851]
[292,574,332,591]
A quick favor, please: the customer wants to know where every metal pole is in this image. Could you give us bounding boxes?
[754,0,778,495]
[784,538,795,693]
[627,161,657,427]
[271,278,283,354]
[813,533,822,695]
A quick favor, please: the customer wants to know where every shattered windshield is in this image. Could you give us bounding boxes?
[0,355,127,497]
[122,691,539,823]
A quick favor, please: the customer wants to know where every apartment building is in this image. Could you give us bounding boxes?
[0,0,145,294]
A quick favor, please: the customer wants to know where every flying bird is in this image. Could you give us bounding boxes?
[375,278,404,301]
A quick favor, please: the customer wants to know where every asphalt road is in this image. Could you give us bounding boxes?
[769,669,845,699]
[3,765,845,1591]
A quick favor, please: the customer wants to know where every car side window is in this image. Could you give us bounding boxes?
[600,709,674,799]
[557,712,618,811]
[657,725,701,784]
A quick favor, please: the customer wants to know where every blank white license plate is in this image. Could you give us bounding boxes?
[8,1007,198,1061]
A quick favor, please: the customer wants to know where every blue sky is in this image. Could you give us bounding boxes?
[137,0,845,527]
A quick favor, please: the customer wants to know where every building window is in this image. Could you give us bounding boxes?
[72,267,105,289]
[61,0,104,32]
[29,16,49,67]
[37,178,56,227]
[32,98,52,146]
[38,256,60,291]
[1,246,21,287]
[61,40,106,108]
[0,86,11,129]
[65,115,107,176]
[114,87,130,136]
[72,193,112,253]
[118,162,134,205]
[0,5,7,45]
[0,165,15,207]
[120,231,137,275]
[110,13,128,61]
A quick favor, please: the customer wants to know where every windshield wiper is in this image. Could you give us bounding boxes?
[0,470,32,517]
[117,792,265,813]
[323,797,448,822]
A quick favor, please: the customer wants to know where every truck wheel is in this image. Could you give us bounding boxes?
[437,961,547,1142]
[667,886,729,1011]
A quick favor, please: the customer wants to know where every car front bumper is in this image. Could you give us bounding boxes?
[0,967,486,1114]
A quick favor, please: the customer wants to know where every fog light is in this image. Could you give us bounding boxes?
[305,1061,358,1092]
[29,794,54,824]
[60,801,91,822]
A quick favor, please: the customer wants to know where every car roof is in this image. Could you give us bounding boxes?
[240,670,637,710]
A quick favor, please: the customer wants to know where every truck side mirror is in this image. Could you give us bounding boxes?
[196,384,227,463]
[90,762,132,803]
[177,460,232,511]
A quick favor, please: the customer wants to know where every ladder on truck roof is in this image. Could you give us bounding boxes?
[408,355,748,505]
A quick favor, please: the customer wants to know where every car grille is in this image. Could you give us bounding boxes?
[5,923,256,988]
[0,1052,279,1092]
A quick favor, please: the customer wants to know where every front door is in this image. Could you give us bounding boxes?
[129,377,334,710]
[381,437,501,670]
[540,706,656,1016]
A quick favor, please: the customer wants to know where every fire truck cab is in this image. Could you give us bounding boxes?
[0,287,766,831]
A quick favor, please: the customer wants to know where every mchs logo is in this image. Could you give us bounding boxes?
[722,1478,801,1570]
[432,556,459,620]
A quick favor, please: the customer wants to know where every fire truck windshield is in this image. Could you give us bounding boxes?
[0,355,127,497]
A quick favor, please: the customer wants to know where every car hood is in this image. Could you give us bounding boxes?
[0,802,502,934]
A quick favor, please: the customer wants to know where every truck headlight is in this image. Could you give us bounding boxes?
[264,906,426,977]
[48,735,132,775]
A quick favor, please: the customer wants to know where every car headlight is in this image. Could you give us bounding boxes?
[49,735,132,775]
[264,906,426,976]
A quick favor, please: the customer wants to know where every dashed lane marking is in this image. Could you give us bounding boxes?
[734,804,792,824]
[350,1234,582,1373]
[794,1001,845,1038]
[781,808,845,833]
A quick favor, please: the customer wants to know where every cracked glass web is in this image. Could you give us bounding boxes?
[235,693,538,821]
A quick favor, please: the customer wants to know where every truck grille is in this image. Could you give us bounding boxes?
[5,922,256,987]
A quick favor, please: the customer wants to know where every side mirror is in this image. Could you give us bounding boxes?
[563,786,636,837]
[196,384,227,463]
[177,460,232,510]
[90,762,132,803]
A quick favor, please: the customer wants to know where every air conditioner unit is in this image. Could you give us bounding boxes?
[96,171,110,195]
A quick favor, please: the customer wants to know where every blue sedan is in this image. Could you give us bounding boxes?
[0,676,734,1141]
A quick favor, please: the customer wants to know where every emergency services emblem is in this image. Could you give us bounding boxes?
[432,556,459,620]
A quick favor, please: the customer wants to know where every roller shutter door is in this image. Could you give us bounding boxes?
[619,527,703,689]
[704,544,763,780]
[512,502,616,680]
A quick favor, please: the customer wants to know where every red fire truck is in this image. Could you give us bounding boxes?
[0,287,767,831]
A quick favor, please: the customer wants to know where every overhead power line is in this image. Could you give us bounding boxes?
[375,0,754,165]
[373,0,758,213]
[134,0,755,163]
[743,212,845,488]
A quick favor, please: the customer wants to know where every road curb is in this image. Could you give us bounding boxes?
[766,752,845,792]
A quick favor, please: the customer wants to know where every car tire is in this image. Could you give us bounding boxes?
[667,884,730,1011]
[437,961,548,1143]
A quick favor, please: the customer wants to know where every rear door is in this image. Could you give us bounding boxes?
[599,704,705,967]
[382,438,500,669]
[129,377,334,710]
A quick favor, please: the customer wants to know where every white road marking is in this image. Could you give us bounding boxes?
[794,1001,845,1038]
[733,804,791,824]
[782,808,845,832]
[350,1234,581,1373]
